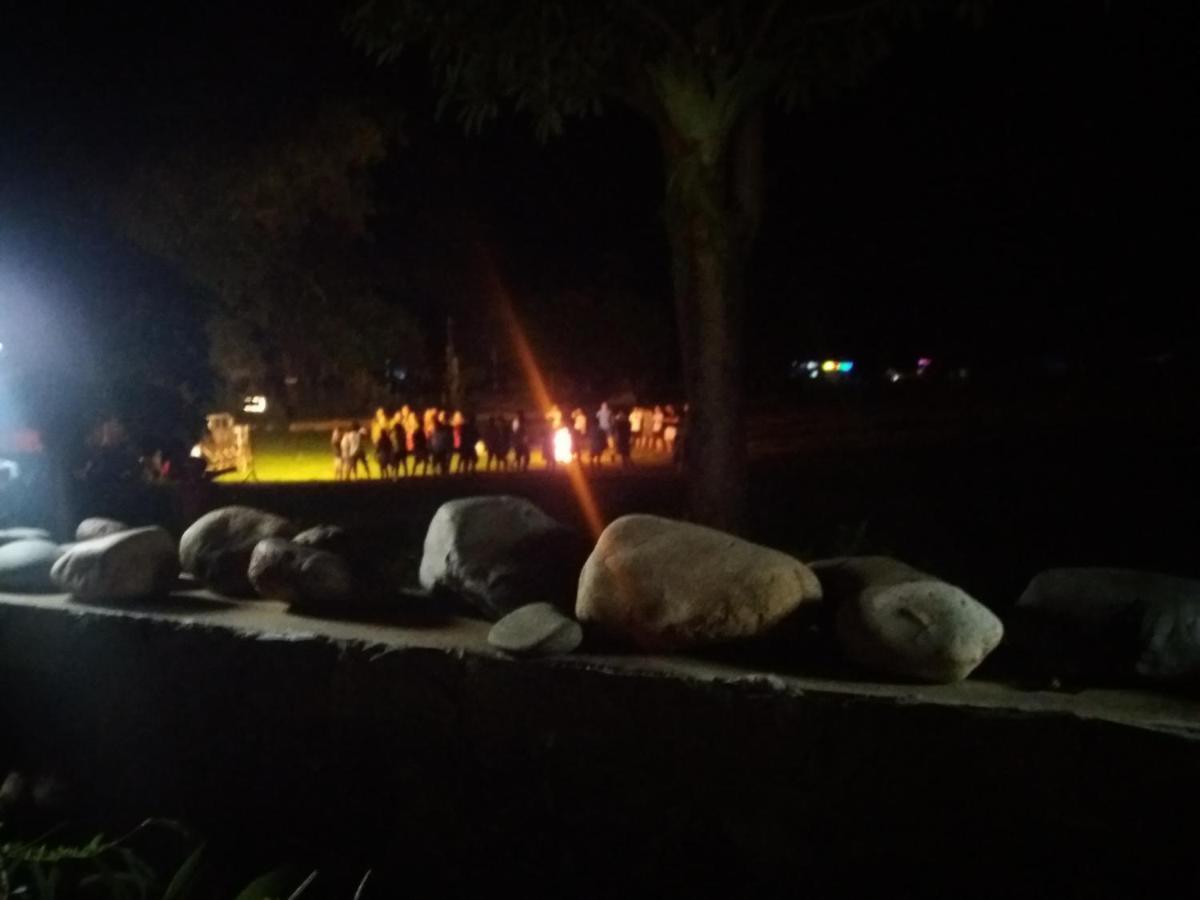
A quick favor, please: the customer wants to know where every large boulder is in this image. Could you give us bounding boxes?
[51,527,178,603]
[1017,568,1200,684]
[248,538,355,612]
[488,602,584,657]
[419,496,587,619]
[0,539,63,592]
[179,506,297,596]
[0,528,52,547]
[576,514,821,651]
[817,557,1003,683]
[75,518,129,542]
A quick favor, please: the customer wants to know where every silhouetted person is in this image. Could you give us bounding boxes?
[512,410,531,471]
[486,416,509,470]
[459,414,480,473]
[375,427,396,478]
[392,419,409,476]
[589,414,607,467]
[431,412,453,474]
[615,411,633,467]
[410,425,429,475]
[673,404,689,469]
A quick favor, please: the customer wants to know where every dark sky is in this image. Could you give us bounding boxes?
[2,0,1198,378]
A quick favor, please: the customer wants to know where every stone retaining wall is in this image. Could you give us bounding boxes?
[0,593,1197,892]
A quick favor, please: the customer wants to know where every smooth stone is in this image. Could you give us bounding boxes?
[1138,597,1200,682]
[0,528,52,546]
[75,517,129,542]
[419,496,587,619]
[179,506,297,596]
[488,602,583,657]
[0,539,63,592]
[51,526,178,602]
[576,514,822,651]
[1018,568,1200,684]
[817,557,1004,683]
[248,537,355,612]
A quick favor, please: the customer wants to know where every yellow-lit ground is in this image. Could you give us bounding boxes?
[220,428,671,483]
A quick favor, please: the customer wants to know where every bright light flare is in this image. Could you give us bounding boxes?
[482,253,604,539]
[243,395,268,414]
[553,427,573,463]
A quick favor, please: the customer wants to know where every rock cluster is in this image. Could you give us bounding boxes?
[9,497,1200,690]
[179,506,297,596]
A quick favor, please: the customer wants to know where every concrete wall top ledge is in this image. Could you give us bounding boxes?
[2,591,1197,742]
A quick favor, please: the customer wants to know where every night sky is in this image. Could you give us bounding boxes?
[2,0,1198,382]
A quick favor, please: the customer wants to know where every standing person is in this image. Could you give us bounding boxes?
[405,409,420,452]
[410,422,429,475]
[483,416,503,470]
[673,403,689,469]
[571,407,588,462]
[628,406,643,453]
[512,411,531,471]
[589,412,607,466]
[597,401,614,454]
[651,405,666,453]
[663,404,680,458]
[341,423,363,481]
[331,426,345,480]
[392,414,409,476]
[431,412,453,475]
[459,413,480,473]
[371,407,389,445]
[375,426,396,478]
[615,410,633,467]
[355,421,372,478]
[451,409,465,451]
[542,419,558,470]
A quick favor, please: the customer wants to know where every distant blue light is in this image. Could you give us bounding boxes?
[837,361,854,373]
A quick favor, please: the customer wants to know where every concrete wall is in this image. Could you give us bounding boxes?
[1,594,1198,892]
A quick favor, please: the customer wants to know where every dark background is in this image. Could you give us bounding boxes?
[2,0,1197,388]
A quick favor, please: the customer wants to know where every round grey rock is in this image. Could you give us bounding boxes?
[180,506,297,596]
[577,515,822,651]
[1018,568,1200,684]
[0,539,64,592]
[51,526,178,603]
[817,557,1004,683]
[420,496,587,619]
[0,528,52,546]
[489,602,584,657]
[293,525,351,554]
[75,517,129,542]
[248,537,355,612]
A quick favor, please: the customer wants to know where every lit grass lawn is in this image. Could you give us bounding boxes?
[219,428,669,482]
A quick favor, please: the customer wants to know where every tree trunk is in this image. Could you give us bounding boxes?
[659,106,764,533]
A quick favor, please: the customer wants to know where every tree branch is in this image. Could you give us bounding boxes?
[620,0,688,51]
[747,0,784,58]
[801,0,897,28]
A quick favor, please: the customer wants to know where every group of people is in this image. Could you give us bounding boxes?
[329,401,685,480]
